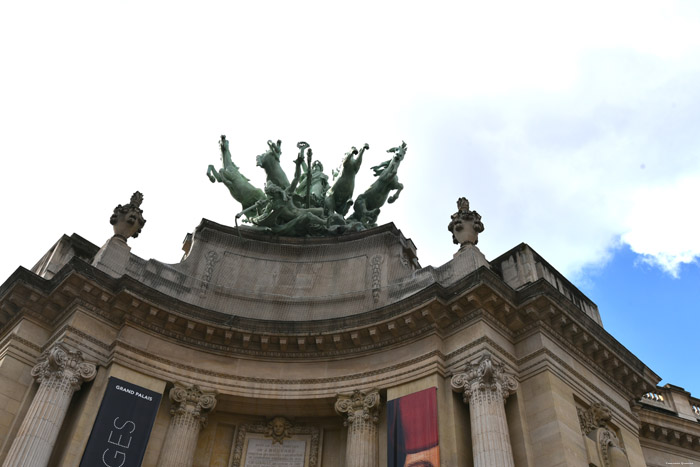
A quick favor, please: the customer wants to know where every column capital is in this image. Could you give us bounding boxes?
[335,389,381,426]
[169,382,217,428]
[451,353,517,404]
[30,342,97,390]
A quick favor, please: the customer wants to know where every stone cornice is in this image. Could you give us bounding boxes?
[639,414,700,452]
[0,253,659,400]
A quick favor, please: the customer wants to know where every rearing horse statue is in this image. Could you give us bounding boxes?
[349,141,406,227]
[256,139,290,189]
[324,143,369,216]
[207,135,265,210]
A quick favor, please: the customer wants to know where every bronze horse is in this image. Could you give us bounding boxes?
[207,136,265,211]
[349,141,406,227]
[324,143,369,216]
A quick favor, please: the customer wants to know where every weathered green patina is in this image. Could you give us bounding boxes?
[208,136,407,236]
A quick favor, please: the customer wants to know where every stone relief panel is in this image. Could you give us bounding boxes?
[576,401,631,467]
[229,417,321,467]
[214,252,367,299]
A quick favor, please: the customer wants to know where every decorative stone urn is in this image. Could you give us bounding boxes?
[448,197,484,247]
[110,191,146,241]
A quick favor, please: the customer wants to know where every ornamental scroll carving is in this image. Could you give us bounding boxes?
[370,255,383,303]
[199,251,220,297]
[230,418,320,467]
[576,401,631,467]
[334,389,381,426]
[31,343,97,390]
[450,353,518,404]
[169,382,217,428]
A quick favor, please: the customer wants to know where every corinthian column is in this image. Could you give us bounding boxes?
[451,353,518,467]
[156,383,217,467]
[335,389,381,467]
[3,343,97,467]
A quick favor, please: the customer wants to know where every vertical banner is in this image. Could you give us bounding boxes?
[80,377,162,467]
[387,387,440,467]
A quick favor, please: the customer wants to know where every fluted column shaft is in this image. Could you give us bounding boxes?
[335,389,381,467]
[157,383,217,467]
[452,354,518,467]
[3,344,97,467]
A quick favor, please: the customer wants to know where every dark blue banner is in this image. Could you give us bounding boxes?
[80,377,162,467]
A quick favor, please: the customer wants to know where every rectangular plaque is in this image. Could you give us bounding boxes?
[80,377,162,467]
[243,437,306,467]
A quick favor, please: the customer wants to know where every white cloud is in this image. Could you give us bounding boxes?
[622,175,700,276]
[1,0,700,283]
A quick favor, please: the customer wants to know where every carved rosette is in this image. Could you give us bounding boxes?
[451,353,518,405]
[335,389,381,426]
[30,343,97,391]
[169,382,217,429]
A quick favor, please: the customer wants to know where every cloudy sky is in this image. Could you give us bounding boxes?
[1,1,699,394]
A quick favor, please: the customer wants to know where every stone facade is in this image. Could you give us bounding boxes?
[0,218,698,466]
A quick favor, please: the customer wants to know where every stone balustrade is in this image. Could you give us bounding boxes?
[640,384,700,422]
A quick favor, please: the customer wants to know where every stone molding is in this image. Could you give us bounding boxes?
[639,420,700,452]
[2,257,658,400]
[168,382,217,429]
[451,353,518,404]
[31,342,97,391]
[335,389,381,426]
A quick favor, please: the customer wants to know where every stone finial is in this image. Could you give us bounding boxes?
[169,383,218,428]
[448,197,484,247]
[451,353,517,404]
[30,343,97,390]
[110,191,146,241]
[334,389,381,426]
